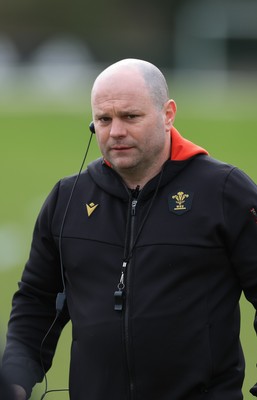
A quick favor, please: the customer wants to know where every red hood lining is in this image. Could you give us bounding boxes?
[170,126,208,161]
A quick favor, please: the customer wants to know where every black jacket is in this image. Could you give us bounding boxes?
[0,367,15,400]
[3,129,257,399]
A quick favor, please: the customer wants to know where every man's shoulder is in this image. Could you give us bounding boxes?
[59,158,104,188]
[192,154,236,175]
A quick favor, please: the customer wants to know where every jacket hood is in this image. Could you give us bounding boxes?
[170,126,208,160]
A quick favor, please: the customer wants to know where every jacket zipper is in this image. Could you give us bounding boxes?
[124,196,138,399]
[113,186,140,398]
[113,192,139,398]
[114,188,139,311]
[113,173,163,398]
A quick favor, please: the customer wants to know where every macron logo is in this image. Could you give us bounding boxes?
[86,202,99,217]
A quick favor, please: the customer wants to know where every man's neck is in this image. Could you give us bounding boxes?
[119,165,163,190]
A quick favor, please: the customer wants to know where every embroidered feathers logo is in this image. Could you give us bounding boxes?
[168,191,193,215]
[86,202,99,217]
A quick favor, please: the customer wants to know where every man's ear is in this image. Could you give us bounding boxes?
[164,99,177,131]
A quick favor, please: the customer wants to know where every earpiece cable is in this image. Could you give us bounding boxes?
[58,130,94,293]
[40,127,94,399]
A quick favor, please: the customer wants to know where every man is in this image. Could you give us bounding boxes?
[2,58,257,399]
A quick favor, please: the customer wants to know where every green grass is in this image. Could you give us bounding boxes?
[1,89,257,398]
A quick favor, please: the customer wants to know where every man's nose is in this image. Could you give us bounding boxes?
[109,119,127,137]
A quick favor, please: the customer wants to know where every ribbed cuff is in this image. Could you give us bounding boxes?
[2,361,43,399]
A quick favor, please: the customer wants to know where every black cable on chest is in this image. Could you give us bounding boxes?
[39,128,94,399]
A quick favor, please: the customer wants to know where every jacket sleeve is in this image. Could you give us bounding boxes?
[223,167,257,396]
[2,181,70,398]
[0,366,15,400]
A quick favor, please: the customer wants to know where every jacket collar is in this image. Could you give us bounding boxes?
[170,126,208,160]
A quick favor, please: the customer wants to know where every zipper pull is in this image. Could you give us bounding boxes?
[131,199,137,216]
[114,261,127,311]
[130,185,140,216]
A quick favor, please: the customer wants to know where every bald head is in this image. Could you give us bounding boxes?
[92,58,169,110]
[90,58,176,188]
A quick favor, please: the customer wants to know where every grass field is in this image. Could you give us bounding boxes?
[1,76,257,399]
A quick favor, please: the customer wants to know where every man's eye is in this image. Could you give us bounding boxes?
[127,115,138,120]
[99,117,111,123]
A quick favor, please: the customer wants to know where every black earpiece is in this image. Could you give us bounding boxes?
[89,121,95,134]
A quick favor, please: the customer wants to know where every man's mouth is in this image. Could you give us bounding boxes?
[111,145,133,151]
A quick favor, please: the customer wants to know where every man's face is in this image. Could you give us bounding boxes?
[91,68,173,179]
